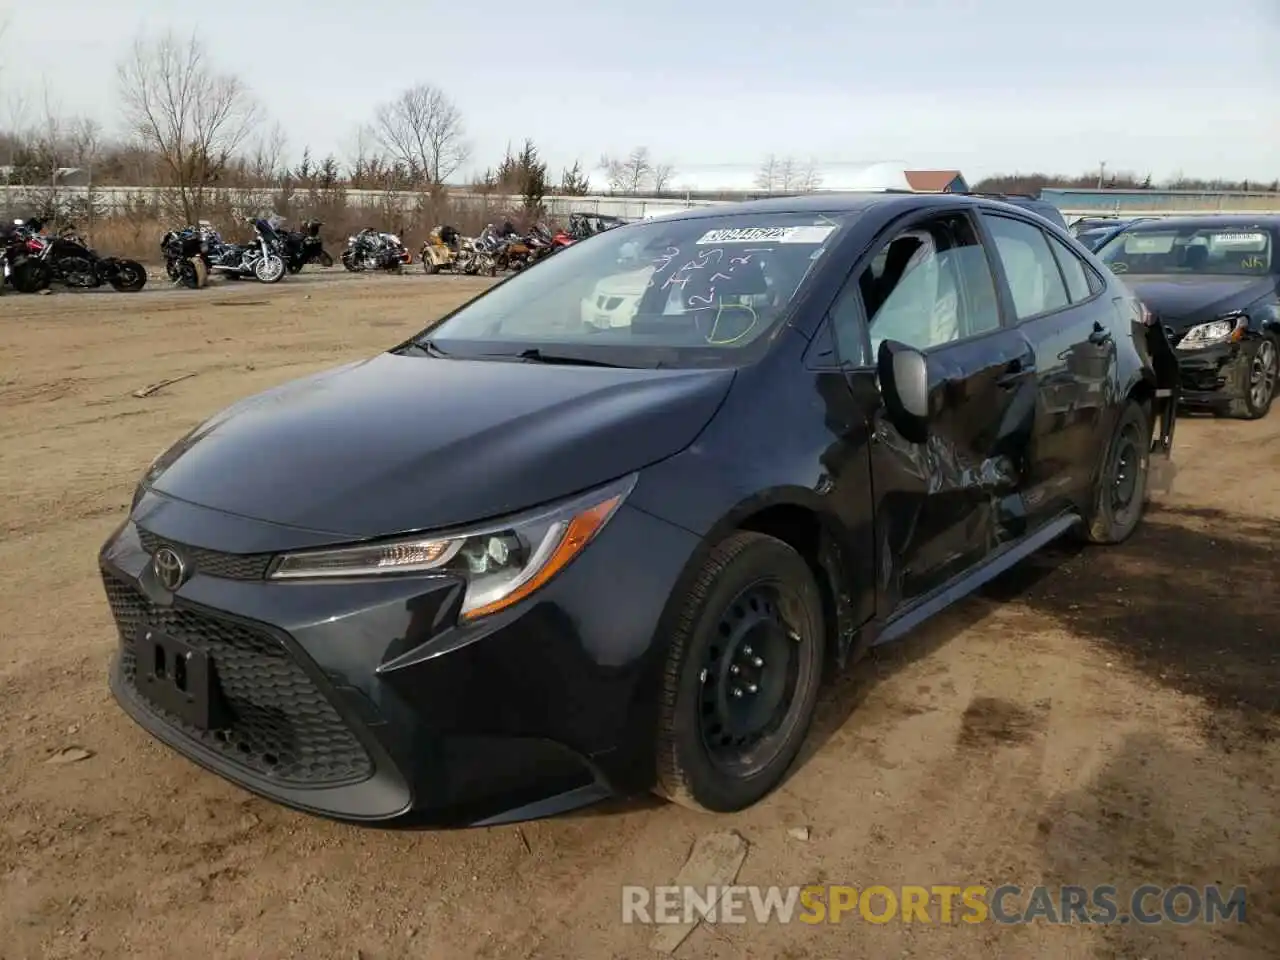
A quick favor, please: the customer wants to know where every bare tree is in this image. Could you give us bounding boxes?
[755,154,780,193]
[776,156,798,192]
[117,29,261,222]
[372,84,468,187]
[652,162,676,193]
[796,157,823,192]
[247,120,287,185]
[600,146,653,194]
[67,116,104,235]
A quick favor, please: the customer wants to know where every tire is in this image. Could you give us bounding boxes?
[1225,336,1278,420]
[1080,400,1151,545]
[108,259,147,292]
[319,250,334,268]
[254,254,285,284]
[341,251,357,272]
[10,258,51,293]
[654,531,825,813]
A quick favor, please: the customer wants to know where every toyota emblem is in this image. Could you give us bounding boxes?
[151,546,188,592]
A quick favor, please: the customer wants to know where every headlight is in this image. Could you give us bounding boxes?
[267,474,637,620]
[1178,312,1247,349]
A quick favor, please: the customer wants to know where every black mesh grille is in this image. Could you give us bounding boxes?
[103,572,373,786]
[136,527,274,580]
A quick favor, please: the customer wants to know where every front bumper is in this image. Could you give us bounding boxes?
[1173,340,1248,406]
[99,497,700,824]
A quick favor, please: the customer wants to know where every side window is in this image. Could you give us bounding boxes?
[836,214,1001,356]
[981,214,1070,320]
[1045,232,1093,302]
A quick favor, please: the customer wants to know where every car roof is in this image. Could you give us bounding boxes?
[633,191,1042,221]
[1124,214,1280,231]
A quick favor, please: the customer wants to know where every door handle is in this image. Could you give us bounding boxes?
[1088,322,1113,346]
[996,358,1036,388]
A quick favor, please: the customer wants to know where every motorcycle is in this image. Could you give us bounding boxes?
[206,217,288,283]
[23,218,147,292]
[281,219,334,273]
[420,225,460,275]
[454,231,498,277]
[160,225,212,289]
[342,228,410,272]
[485,222,534,272]
[0,219,53,294]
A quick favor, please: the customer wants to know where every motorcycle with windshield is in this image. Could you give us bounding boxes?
[206,217,288,283]
[23,218,147,292]
[342,228,410,272]
[160,224,213,289]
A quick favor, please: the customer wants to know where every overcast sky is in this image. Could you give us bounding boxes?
[2,0,1278,185]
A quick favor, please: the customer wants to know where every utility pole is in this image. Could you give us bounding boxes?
[1097,161,1107,189]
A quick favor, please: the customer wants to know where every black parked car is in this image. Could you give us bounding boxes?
[1096,215,1279,418]
[99,193,1179,825]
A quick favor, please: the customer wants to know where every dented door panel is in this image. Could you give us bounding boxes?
[866,327,1037,609]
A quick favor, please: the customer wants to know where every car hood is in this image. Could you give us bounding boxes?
[146,351,735,539]
[1123,274,1276,329]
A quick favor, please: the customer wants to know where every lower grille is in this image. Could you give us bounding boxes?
[103,572,373,787]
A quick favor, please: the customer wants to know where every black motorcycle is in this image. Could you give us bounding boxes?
[341,228,408,272]
[281,219,334,273]
[0,220,53,294]
[160,226,212,289]
[25,218,147,292]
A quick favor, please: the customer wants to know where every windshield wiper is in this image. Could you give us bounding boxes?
[397,339,450,358]
[496,348,627,368]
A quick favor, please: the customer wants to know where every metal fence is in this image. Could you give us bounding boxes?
[4,182,1278,224]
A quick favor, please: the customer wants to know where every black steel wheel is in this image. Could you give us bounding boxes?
[1081,400,1150,544]
[655,531,824,812]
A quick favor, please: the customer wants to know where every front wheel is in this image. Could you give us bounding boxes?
[1080,400,1151,545]
[341,250,357,272]
[254,254,285,283]
[654,531,825,813]
[1227,336,1278,420]
[10,258,51,293]
[108,259,147,292]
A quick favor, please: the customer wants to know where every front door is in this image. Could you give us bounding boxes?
[827,210,1039,611]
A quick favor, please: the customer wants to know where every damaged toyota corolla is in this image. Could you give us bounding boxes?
[100,193,1180,825]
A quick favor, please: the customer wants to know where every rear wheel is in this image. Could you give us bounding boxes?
[1080,400,1151,544]
[654,532,825,812]
[1226,336,1278,420]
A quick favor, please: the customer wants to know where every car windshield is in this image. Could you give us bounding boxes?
[412,211,854,366]
[1096,224,1275,276]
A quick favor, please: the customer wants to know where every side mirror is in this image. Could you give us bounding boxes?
[877,339,931,444]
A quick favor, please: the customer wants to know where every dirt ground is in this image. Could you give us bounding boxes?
[0,269,1277,960]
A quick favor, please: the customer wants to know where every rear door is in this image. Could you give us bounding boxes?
[824,208,1040,610]
[976,213,1119,522]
